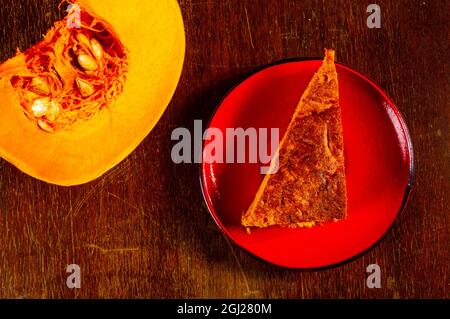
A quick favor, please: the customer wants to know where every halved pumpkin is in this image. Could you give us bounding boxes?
[0,0,185,186]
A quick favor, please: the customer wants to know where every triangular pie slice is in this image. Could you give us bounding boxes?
[242,49,347,229]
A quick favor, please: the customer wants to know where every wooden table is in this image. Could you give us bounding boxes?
[0,0,448,299]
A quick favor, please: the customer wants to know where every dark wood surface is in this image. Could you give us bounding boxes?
[0,0,448,298]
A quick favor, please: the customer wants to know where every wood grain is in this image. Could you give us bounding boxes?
[0,0,448,298]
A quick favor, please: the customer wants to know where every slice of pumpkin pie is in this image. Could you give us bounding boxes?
[242,49,347,229]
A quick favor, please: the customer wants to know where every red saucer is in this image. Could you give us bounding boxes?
[200,60,413,269]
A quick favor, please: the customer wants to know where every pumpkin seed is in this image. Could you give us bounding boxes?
[31,98,50,117]
[37,120,54,133]
[90,38,103,60]
[24,90,39,102]
[29,77,50,95]
[46,101,60,122]
[76,78,95,97]
[78,53,98,71]
[76,33,90,47]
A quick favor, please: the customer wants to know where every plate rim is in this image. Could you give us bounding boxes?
[199,57,414,270]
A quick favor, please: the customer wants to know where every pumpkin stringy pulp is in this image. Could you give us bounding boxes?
[5,8,128,132]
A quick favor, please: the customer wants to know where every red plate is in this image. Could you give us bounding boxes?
[200,60,413,269]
